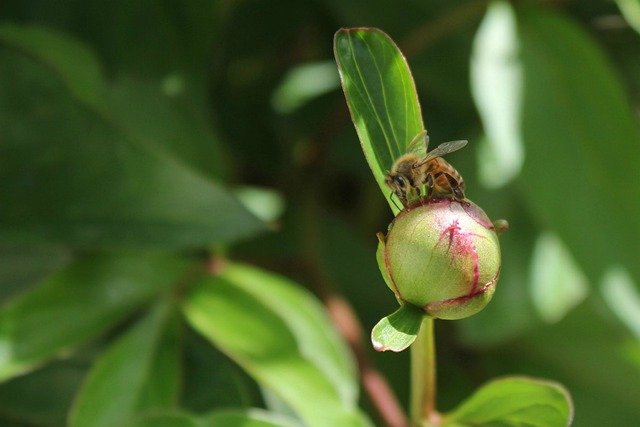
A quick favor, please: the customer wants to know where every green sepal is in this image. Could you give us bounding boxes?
[375,232,397,298]
[371,304,425,352]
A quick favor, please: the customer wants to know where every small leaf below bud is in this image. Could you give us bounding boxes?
[371,304,424,352]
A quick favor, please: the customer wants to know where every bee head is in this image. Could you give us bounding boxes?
[384,172,409,196]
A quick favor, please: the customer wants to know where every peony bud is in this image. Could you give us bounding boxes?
[377,197,504,320]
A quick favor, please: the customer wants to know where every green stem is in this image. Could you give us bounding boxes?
[410,317,438,426]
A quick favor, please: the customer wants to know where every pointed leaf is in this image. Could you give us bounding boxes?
[334,28,424,214]
[182,262,371,427]
[135,309,182,411]
[443,376,573,426]
[69,301,179,427]
[371,305,424,352]
[0,253,191,381]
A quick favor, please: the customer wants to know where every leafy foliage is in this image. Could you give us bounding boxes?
[1,1,640,426]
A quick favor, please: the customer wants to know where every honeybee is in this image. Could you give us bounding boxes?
[385,130,467,208]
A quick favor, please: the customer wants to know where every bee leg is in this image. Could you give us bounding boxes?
[452,186,465,200]
[438,172,465,200]
[426,173,435,199]
[415,186,422,203]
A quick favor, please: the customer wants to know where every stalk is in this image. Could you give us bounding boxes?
[410,317,438,426]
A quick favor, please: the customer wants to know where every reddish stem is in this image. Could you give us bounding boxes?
[325,294,408,427]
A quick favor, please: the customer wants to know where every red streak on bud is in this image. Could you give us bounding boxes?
[422,265,500,315]
[433,218,485,294]
[383,240,402,298]
[444,220,461,250]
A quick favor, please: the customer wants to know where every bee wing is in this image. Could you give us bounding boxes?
[405,130,429,157]
[413,140,467,168]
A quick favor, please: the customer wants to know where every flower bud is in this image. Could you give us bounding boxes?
[377,198,504,320]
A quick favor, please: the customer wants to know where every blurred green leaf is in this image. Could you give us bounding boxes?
[182,262,371,427]
[122,412,200,427]
[122,409,300,427]
[617,0,640,35]
[371,305,423,352]
[515,6,640,285]
[471,2,524,188]
[509,299,640,425]
[202,409,301,427]
[222,263,359,406]
[107,79,228,182]
[79,0,219,81]
[181,330,259,413]
[0,352,89,426]
[601,266,640,339]
[334,27,424,214]
[0,248,72,303]
[530,232,589,323]
[69,300,180,427]
[233,186,285,224]
[272,60,340,114]
[442,376,573,426]
[135,308,182,411]
[0,253,192,381]
[0,31,266,248]
[0,23,227,181]
[0,23,107,110]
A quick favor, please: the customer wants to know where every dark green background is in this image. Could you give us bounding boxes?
[1,1,640,426]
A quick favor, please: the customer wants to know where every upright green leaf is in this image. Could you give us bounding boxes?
[182,262,371,427]
[0,253,192,381]
[442,377,573,426]
[69,301,180,427]
[334,28,424,213]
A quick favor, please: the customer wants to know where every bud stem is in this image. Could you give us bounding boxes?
[410,317,440,426]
